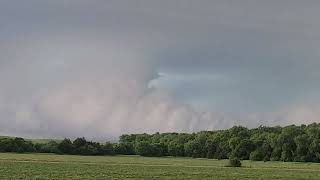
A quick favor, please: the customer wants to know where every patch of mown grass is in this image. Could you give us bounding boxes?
[0,153,320,179]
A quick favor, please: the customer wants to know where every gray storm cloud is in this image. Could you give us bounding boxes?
[1,36,319,140]
[1,1,320,139]
[0,36,227,139]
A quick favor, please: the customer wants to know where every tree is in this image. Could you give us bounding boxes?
[73,137,88,154]
[150,143,166,157]
[79,144,98,155]
[114,142,135,155]
[168,141,184,157]
[12,138,35,153]
[250,132,274,161]
[73,137,87,148]
[100,142,115,155]
[294,134,311,162]
[35,141,59,153]
[229,137,254,160]
[135,141,153,156]
[250,149,264,161]
[58,138,75,154]
[4,123,320,163]
[205,139,217,159]
[278,126,299,162]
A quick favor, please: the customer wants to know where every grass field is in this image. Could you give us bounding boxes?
[0,153,320,179]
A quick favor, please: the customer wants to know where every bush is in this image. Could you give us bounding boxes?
[228,157,242,167]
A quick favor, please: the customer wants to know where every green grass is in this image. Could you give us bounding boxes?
[0,153,320,179]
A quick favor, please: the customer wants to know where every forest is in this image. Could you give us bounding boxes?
[1,123,320,163]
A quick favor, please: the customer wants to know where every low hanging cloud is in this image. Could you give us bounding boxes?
[1,36,319,140]
[1,1,320,139]
[0,36,229,139]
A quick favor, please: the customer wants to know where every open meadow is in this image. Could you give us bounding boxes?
[0,153,320,179]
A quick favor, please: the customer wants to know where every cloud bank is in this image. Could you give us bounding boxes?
[1,1,320,139]
[0,36,226,139]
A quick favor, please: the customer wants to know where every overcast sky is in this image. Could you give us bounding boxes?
[1,1,320,139]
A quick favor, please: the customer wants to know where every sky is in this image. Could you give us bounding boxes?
[0,1,320,139]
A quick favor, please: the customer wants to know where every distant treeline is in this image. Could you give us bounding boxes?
[2,123,320,163]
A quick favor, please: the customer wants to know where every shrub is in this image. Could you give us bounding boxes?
[228,157,242,167]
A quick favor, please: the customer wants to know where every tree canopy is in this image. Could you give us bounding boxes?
[2,123,320,163]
